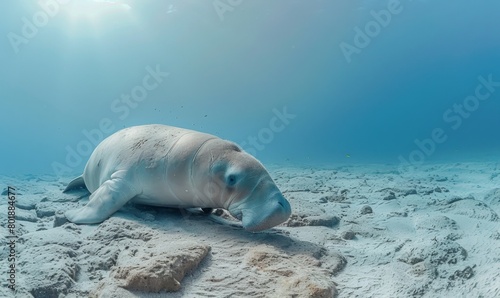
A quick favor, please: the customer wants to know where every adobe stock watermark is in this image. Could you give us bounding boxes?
[340,0,405,63]
[239,106,296,157]
[213,0,243,21]
[7,0,71,54]
[187,106,296,206]
[179,106,296,222]
[398,74,500,173]
[51,65,170,176]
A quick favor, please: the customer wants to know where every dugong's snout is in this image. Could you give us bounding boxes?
[239,193,291,232]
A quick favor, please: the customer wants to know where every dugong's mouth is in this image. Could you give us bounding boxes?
[229,195,291,232]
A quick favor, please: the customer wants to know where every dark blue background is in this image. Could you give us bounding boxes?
[1,0,499,175]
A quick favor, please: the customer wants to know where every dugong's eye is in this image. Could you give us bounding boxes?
[226,174,238,187]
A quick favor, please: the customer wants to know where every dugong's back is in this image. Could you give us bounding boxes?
[83,124,215,191]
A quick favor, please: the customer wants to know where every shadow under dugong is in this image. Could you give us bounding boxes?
[63,124,291,232]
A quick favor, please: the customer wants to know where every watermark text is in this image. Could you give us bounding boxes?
[6,186,17,291]
[398,74,500,172]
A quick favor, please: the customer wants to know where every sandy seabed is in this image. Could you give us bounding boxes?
[1,162,499,297]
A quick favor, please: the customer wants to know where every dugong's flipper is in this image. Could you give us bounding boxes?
[63,175,87,193]
[65,171,138,224]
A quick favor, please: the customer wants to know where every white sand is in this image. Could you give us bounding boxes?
[1,162,499,297]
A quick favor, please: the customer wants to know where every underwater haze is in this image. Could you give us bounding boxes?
[1,0,500,176]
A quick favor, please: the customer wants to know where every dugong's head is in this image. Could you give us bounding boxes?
[192,139,291,232]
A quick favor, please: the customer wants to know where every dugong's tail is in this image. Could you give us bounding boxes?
[63,175,87,193]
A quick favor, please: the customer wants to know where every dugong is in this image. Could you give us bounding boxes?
[63,124,291,232]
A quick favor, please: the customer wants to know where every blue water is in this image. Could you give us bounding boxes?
[1,0,500,176]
